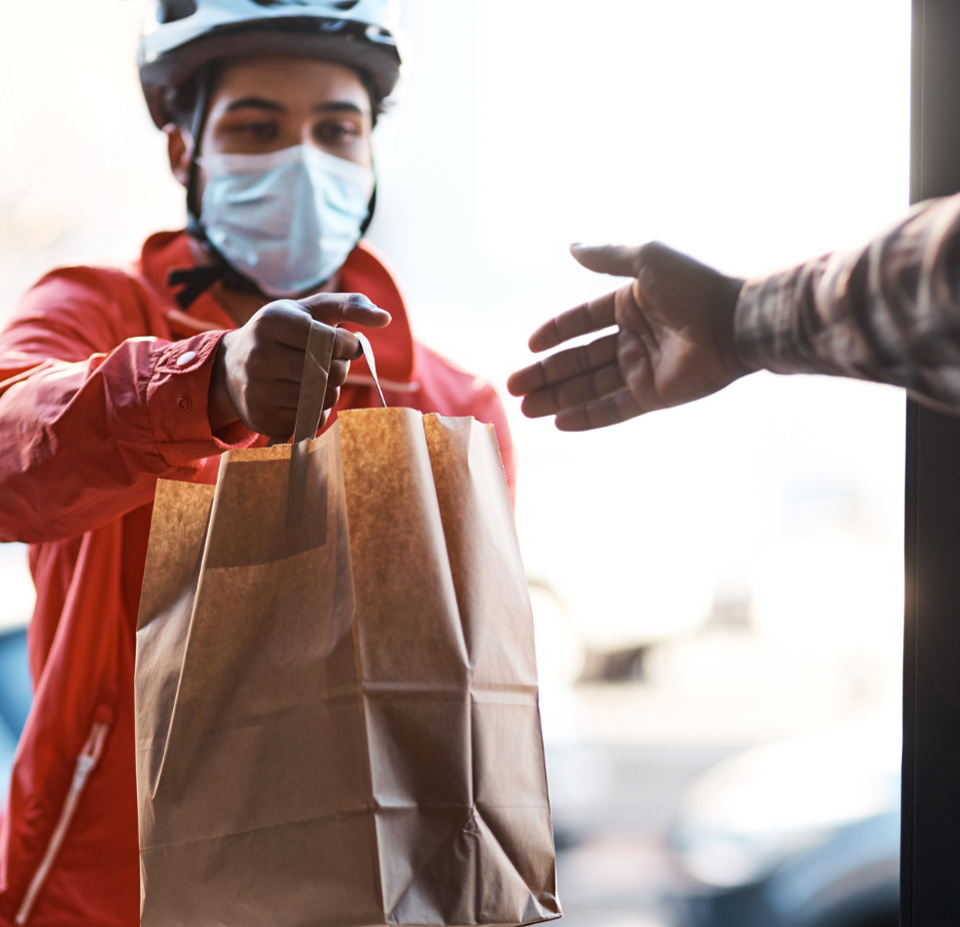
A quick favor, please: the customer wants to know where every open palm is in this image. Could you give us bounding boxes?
[508,242,749,431]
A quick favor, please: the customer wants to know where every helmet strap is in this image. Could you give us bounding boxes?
[360,184,377,236]
[171,214,263,309]
[186,65,214,222]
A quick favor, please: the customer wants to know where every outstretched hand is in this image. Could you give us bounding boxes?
[507,242,750,430]
[208,291,391,439]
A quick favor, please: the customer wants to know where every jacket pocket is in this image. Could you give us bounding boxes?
[14,711,111,926]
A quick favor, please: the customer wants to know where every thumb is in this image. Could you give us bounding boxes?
[298,292,392,329]
[569,243,645,278]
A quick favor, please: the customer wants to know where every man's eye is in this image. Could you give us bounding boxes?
[231,121,278,141]
[314,122,358,144]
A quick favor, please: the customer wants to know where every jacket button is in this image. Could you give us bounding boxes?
[177,350,198,368]
[176,394,192,413]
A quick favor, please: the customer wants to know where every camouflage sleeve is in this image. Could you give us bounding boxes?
[733,194,960,409]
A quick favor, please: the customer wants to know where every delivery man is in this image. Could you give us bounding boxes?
[0,2,514,924]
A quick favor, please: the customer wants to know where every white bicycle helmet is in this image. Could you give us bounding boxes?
[139,0,404,128]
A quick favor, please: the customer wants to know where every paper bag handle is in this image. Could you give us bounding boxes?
[293,321,338,444]
[291,324,388,445]
[354,332,388,410]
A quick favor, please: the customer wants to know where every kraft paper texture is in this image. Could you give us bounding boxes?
[135,408,562,927]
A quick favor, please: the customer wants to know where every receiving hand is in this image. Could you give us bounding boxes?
[507,242,749,430]
[208,292,391,439]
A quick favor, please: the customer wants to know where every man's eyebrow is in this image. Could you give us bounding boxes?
[225,96,286,113]
[313,101,368,116]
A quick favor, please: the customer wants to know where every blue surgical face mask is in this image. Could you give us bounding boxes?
[197,145,375,297]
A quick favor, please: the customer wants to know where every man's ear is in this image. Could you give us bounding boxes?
[165,124,193,188]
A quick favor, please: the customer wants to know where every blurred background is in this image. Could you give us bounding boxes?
[0,2,910,926]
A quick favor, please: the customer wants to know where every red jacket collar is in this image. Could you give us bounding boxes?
[136,231,418,387]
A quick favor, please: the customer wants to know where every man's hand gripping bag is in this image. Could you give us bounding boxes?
[134,323,561,927]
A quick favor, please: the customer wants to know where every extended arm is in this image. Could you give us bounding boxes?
[0,270,389,542]
[736,194,960,407]
[0,271,234,542]
[508,194,960,429]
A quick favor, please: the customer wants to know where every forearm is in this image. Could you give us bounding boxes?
[734,194,960,409]
[0,331,254,542]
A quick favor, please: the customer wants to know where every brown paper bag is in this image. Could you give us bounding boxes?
[135,324,561,927]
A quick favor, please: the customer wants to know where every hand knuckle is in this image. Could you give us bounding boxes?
[252,307,278,335]
[636,242,660,267]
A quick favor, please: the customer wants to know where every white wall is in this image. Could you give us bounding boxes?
[0,1,910,662]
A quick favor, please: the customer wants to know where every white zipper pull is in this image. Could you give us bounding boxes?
[14,719,110,926]
[71,754,96,793]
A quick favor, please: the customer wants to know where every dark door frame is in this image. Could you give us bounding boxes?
[902,2,960,923]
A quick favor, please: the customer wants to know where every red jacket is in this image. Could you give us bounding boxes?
[0,232,515,927]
